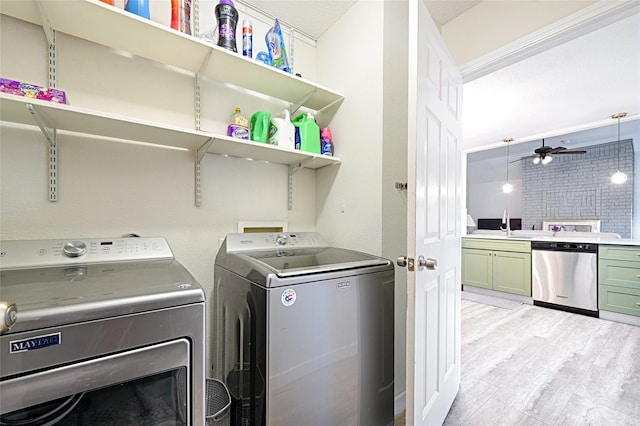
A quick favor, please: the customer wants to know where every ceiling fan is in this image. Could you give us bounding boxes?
[528,139,587,164]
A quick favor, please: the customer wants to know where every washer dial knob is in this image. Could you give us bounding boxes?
[0,301,17,334]
[63,241,87,258]
[275,234,288,246]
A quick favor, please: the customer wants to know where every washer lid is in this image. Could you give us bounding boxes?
[0,260,204,335]
[223,246,391,278]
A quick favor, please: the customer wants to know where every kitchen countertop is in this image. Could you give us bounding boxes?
[465,231,640,247]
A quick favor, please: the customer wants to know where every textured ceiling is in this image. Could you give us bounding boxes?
[424,0,482,27]
[240,1,358,38]
[242,0,478,38]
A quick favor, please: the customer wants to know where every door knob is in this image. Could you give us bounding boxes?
[396,256,416,271]
[417,256,437,270]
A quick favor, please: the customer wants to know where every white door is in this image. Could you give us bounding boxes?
[405,0,463,424]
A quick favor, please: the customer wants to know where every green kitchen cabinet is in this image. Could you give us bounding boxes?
[462,238,532,296]
[598,245,640,316]
[461,248,492,289]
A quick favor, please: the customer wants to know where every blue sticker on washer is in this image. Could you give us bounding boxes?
[10,332,61,353]
[281,289,296,307]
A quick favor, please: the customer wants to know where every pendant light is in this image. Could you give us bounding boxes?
[610,112,628,185]
[502,138,514,193]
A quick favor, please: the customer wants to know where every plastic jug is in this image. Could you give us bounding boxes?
[292,113,320,154]
[251,111,271,143]
[125,0,150,19]
[269,110,295,149]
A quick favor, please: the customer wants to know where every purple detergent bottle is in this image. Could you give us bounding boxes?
[215,0,239,52]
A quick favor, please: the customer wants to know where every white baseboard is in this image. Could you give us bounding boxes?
[394,391,406,416]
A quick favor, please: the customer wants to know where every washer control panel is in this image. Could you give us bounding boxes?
[225,232,329,252]
[0,237,173,269]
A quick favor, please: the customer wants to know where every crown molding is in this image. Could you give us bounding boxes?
[459,0,640,83]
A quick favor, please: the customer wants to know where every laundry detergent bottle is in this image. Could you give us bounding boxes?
[215,0,238,52]
[124,0,150,19]
[251,111,271,143]
[269,110,295,149]
[292,113,320,154]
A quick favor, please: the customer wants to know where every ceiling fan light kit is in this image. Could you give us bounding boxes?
[610,112,628,185]
[531,138,586,165]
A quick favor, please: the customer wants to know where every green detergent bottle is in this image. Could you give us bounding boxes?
[292,113,320,154]
[251,111,271,143]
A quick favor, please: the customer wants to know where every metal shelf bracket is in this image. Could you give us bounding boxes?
[289,88,318,117]
[195,137,215,207]
[35,0,55,46]
[27,104,57,202]
[195,49,213,130]
[287,157,316,210]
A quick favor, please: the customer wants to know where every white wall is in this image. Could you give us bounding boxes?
[315,0,409,410]
[0,12,319,373]
[467,179,523,225]
[314,2,384,255]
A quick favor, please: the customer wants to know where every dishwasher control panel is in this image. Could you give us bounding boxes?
[531,241,597,252]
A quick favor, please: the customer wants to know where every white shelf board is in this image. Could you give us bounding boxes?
[0,93,341,169]
[0,93,209,150]
[1,0,344,112]
[206,135,340,169]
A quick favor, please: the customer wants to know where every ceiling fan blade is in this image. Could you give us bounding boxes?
[554,150,587,154]
[512,155,536,163]
[549,146,567,153]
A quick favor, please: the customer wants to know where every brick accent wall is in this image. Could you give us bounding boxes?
[521,140,634,237]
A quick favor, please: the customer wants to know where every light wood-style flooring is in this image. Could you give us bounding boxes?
[396,291,640,425]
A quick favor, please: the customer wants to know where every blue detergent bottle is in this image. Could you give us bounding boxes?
[125,0,150,19]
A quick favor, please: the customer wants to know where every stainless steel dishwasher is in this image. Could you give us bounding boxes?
[532,241,598,316]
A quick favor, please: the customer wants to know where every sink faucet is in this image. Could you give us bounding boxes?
[501,209,512,236]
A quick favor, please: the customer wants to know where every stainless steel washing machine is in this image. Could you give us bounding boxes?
[0,237,206,425]
[212,232,394,426]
